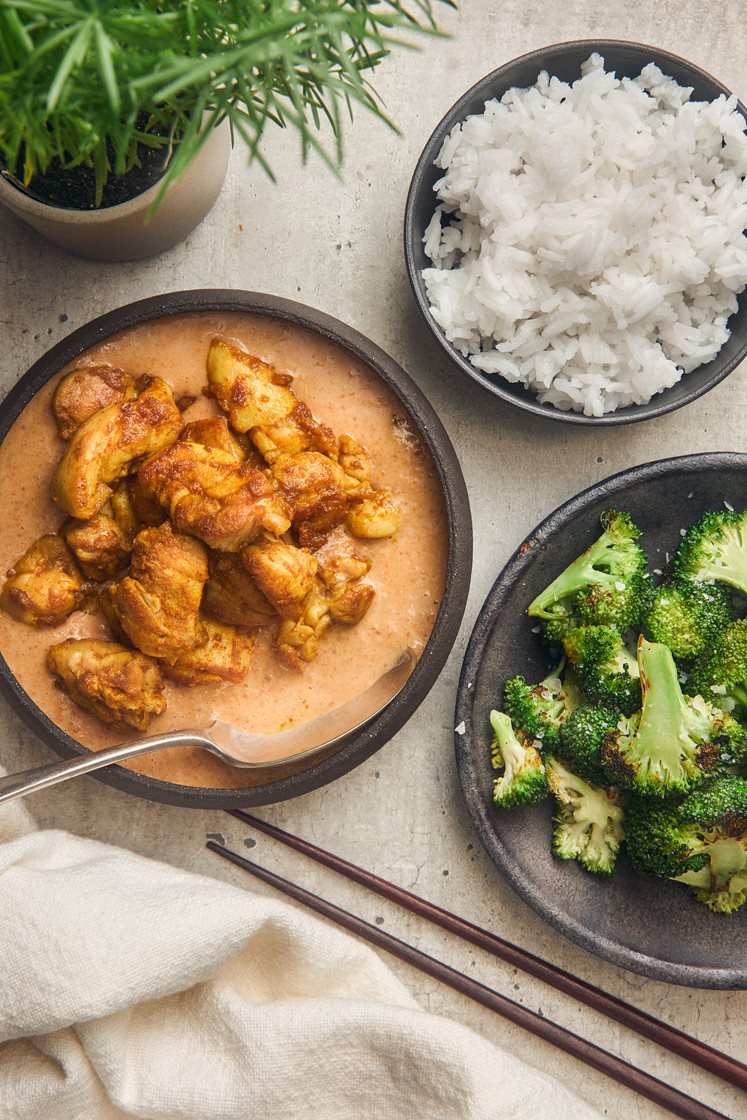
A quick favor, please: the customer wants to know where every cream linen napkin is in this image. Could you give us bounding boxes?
[0,788,604,1120]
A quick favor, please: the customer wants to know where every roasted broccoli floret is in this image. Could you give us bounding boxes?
[673,509,747,595]
[545,754,625,875]
[563,625,641,715]
[503,666,579,750]
[644,579,731,664]
[527,509,652,644]
[489,710,548,809]
[557,704,619,785]
[626,776,747,913]
[602,638,747,798]
[687,618,747,714]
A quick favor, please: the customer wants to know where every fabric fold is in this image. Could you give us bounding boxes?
[0,790,602,1119]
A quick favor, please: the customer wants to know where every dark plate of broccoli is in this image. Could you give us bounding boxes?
[455,452,747,989]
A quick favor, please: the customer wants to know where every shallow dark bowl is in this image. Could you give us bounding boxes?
[0,290,472,808]
[404,40,747,426]
[455,453,747,988]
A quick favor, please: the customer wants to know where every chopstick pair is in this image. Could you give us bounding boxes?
[207,812,744,1120]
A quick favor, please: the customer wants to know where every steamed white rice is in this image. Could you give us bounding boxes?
[422,54,747,416]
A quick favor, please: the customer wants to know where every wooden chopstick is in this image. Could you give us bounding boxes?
[228,809,747,1094]
[208,839,733,1120]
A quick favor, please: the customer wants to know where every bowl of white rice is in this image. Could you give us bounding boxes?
[404,41,747,423]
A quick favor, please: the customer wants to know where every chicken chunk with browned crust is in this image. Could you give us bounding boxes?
[179,416,257,464]
[276,585,332,670]
[206,338,337,461]
[109,522,208,662]
[271,451,362,549]
[202,553,277,629]
[317,545,375,625]
[110,476,167,540]
[53,365,137,440]
[241,535,317,620]
[275,542,375,669]
[47,638,166,730]
[163,619,255,686]
[347,489,400,539]
[62,509,132,581]
[139,437,290,552]
[0,535,85,626]
[52,377,182,520]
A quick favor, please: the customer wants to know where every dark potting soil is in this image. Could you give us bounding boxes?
[6,142,172,210]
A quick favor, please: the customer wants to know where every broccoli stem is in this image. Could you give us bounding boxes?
[674,838,746,892]
[527,542,621,619]
[623,640,712,787]
[695,535,747,593]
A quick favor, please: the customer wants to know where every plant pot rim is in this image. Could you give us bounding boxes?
[0,159,178,223]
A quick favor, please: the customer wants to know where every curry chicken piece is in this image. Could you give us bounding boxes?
[138,436,290,552]
[202,552,277,629]
[317,546,375,624]
[52,365,137,440]
[163,619,255,686]
[109,522,208,662]
[111,476,167,539]
[347,488,400,539]
[271,451,362,549]
[52,377,182,520]
[241,535,317,620]
[206,338,337,462]
[275,542,375,670]
[276,585,332,670]
[0,535,85,626]
[62,509,132,581]
[47,638,166,730]
[179,416,258,464]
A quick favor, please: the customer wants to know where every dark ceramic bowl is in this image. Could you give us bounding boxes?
[455,453,747,988]
[404,40,747,426]
[0,290,472,808]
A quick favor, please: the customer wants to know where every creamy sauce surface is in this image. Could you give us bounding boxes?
[0,312,447,788]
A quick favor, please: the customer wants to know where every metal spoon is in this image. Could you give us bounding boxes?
[0,648,416,805]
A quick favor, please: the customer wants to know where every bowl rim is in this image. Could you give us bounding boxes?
[0,289,473,808]
[454,450,747,988]
[404,37,747,426]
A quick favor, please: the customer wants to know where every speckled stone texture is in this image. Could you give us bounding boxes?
[0,3,744,1118]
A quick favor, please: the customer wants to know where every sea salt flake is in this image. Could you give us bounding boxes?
[724,500,735,511]
[455,721,466,735]
[531,625,541,634]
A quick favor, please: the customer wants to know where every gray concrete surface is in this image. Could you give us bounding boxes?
[0,3,744,1117]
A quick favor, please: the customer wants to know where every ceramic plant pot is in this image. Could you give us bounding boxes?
[0,124,231,261]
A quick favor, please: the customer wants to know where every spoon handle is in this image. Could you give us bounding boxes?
[0,730,212,805]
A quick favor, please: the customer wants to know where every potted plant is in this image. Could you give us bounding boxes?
[0,0,450,260]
